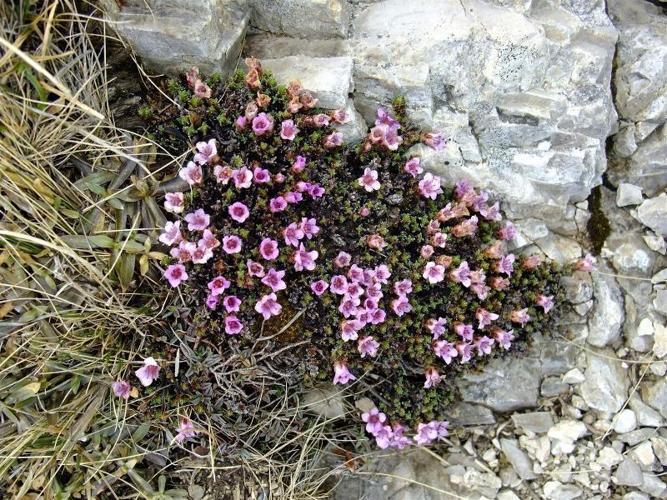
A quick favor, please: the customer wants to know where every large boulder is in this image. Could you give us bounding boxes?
[249,0,350,39]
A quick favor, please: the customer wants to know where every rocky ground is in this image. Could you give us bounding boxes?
[105,0,667,497]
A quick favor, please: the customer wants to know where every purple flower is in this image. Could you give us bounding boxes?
[164,264,188,287]
[214,165,233,184]
[170,241,195,263]
[334,251,351,268]
[293,244,318,271]
[112,380,131,399]
[404,157,423,177]
[434,340,458,364]
[361,407,387,434]
[300,217,320,239]
[292,155,307,173]
[454,322,474,342]
[480,201,501,221]
[313,113,330,127]
[496,254,516,276]
[232,167,253,189]
[451,215,479,237]
[200,229,220,250]
[222,235,242,254]
[475,308,499,329]
[194,139,217,165]
[373,425,394,449]
[206,294,219,310]
[235,115,247,131]
[261,268,287,292]
[269,196,288,213]
[283,222,305,247]
[575,253,597,272]
[374,264,391,284]
[456,342,473,363]
[389,423,412,449]
[255,293,282,320]
[224,315,244,335]
[228,202,250,223]
[280,119,299,140]
[493,328,514,350]
[333,361,356,385]
[537,294,555,313]
[424,367,442,389]
[499,221,517,241]
[164,192,185,214]
[341,320,362,341]
[426,317,447,339]
[178,161,203,186]
[423,262,445,284]
[308,183,325,198]
[422,132,446,151]
[323,132,343,148]
[330,275,349,295]
[247,259,265,277]
[207,275,230,296]
[421,245,434,258]
[184,209,210,231]
[393,279,413,296]
[418,173,443,200]
[358,336,379,358]
[253,166,271,183]
[135,357,160,387]
[190,242,214,264]
[511,308,531,326]
[259,238,279,261]
[391,296,412,316]
[375,107,401,130]
[311,280,329,296]
[175,417,198,443]
[474,335,494,356]
[450,261,471,287]
[159,221,183,246]
[223,295,242,313]
[358,167,381,192]
[252,112,274,136]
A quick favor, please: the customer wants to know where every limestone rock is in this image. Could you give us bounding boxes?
[580,349,629,413]
[262,56,353,109]
[636,194,667,236]
[501,438,537,480]
[543,481,582,500]
[103,0,250,75]
[616,183,643,207]
[614,458,643,487]
[613,409,637,434]
[302,386,345,419]
[446,402,496,427]
[511,412,554,434]
[588,272,624,347]
[653,322,667,358]
[332,99,366,144]
[655,289,667,317]
[250,0,350,39]
[547,420,587,455]
[642,378,667,419]
[629,393,664,428]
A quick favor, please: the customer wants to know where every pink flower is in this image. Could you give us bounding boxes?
[418,173,443,200]
[269,196,288,213]
[491,276,510,290]
[292,155,307,173]
[274,173,286,184]
[358,336,379,358]
[493,328,514,349]
[186,67,199,88]
[207,275,230,296]
[164,192,185,214]
[300,218,320,239]
[308,183,325,198]
[360,207,370,217]
[499,221,517,241]
[339,298,358,318]
[252,112,274,136]
[194,80,211,99]
[283,223,305,247]
[223,295,241,313]
[414,421,449,445]
[245,101,258,121]
[358,168,381,192]
[423,262,445,284]
[332,109,350,124]
[485,241,504,259]
[391,296,412,316]
[431,232,447,248]
[228,202,250,223]
[368,308,386,325]
[422,132,446,151]
[200,229,220,250]
[280,119,299,140]
[373,425,394,449]
[330,275,349,294]
[537,294,555,313]
[426,317,447,339]
[112,380,131,399]
[394,279,413,296]
[476,308,499,329]
[438,202,469,222]
[333,361,356,385]
[341,320,362,341]
[224,315,244,335]
[334,251,352,268]
[253,166,271,183]
[179,161,203,186]
[367,234,387,250]
[452,342,471,363]
[450,261,471,287]
[324,132,343,148]
[374,264,391,284]
[434,340,458,364]
[191,242,214,264]
[361,407,387,434]
[255,293,282,320]
[421,245,434,258]
[175,417,198,443]
[232,167,253,189]
[475,336,494,355]
[511,308,531,326]
[293,244,318,271]
[452,216,478,237]
[375,107,401,129]
[262,268,286,292]
[480,201,501,221]
[222,235,242,254]
[135,357,160,387]
[575,253,597,272]
[214,165,233,184]
[389,424,412,449]
[254,239,278,262]
[184,209,210,231]
[454,322,474,342]
[522,254,543,269]
[235,116,247,132]
[165,264,188,287]
[496,254,515,276]
[206,294,219,310]
[404,157,423,177]
[424,367,442,389]
[170,241,195,263]
[194,139,217,165]
[159,221,183,246]
[247,259,265,277]
[311,280,329,296]
[283,191,303,204]
[313,113,330,127]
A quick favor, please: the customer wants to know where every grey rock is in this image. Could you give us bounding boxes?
[655,289,667,316]
[654,322,667,358]
[602,232,655,276]
[562,368,585,384]
[629,393,664,428]
[616,183,643,207]
[651,436,667,466]
[639,473,667,498]
[597,446,624,469]
[511,412,554,434]
[541,376,569,397]
[636,194,667,236]
[630,441,656,470]
[332,100,366,144]
[580,349,630,413]
[501,438,537,480]
[619,428,659,447]
[302,386,345,419]
[262,56,353,109]
[250,0,350,38]
[547,420,587,455]
[614,458,643,487]
[642,377,667,418]
[104,0,250,76]
[588,272,624,347]
[623,493,650,500]
[562,274,593,305]
[446,402,496,427]
[653,268,667,284]
[613,409,638,434]
[542,481,582,500]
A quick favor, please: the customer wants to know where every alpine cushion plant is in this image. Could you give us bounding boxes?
[139,59,593,452]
